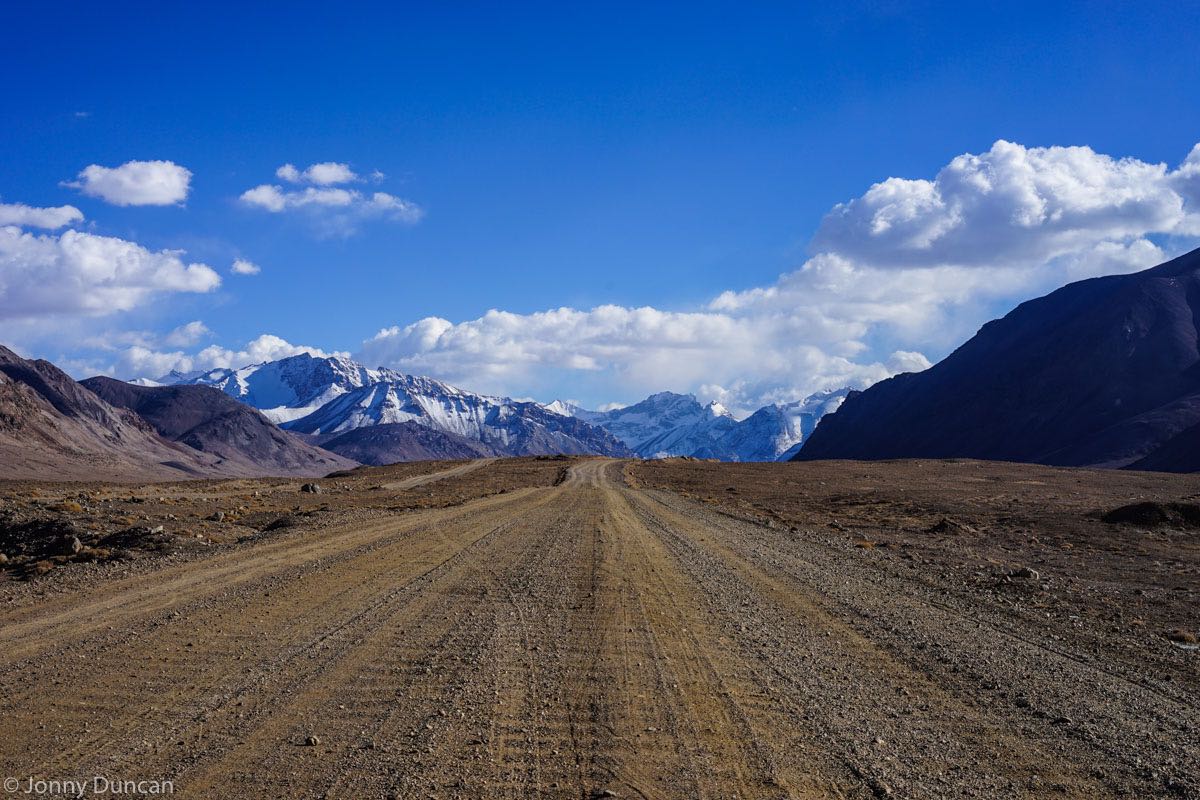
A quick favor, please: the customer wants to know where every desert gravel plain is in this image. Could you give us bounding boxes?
[0,456,1197,799]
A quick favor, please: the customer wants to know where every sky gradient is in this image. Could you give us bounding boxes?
[2,2,1199,413]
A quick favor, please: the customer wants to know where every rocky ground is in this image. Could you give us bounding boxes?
[0,457,1196,799]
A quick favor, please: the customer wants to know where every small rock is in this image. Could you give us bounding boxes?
[210,510,225,522]
[305,735,320,746]
[1165,629,1198,645]
[927,517,977,536]
[68,535,83,554]
[1010,566,1040,580]
[0,553,8,565]
[300,483,322,494]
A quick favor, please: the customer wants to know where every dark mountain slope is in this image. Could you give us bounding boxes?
[318,421,499,465]
[81,377,356,477]
[797,247,1200,471]
[0,346,221,481]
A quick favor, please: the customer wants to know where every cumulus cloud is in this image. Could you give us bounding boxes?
[1172,144,1200,227]
[231,257,261,275]
[0,226,220,320]
[275,164,302,183]
[812,140,1196,269]
[357,302,928,414]
[240,164,422,235]
[355,139,1200,413]
[163,320,211,347]
[275,162,358,185]
[109,334,344,380]
[240,185,421,219]
[240,161,418,234]
[0,201,83,229]
[64,160,192,206]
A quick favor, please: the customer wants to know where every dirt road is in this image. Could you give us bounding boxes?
[0,459,1195,799]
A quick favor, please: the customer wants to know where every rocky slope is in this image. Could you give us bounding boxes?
[798,246,1200,471]
[82,377,356,477]
[317,421,499,464]
[0,346,223,481]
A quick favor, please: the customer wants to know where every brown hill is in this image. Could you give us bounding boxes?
[0,346,221,481]
[797,246,1200,472]
[317,421,500,465]
[80,377,356,477]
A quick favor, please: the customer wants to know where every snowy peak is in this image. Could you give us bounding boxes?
[579,392,714,453]
[283,373,631,457]
[174,352,386,424]
[557,388,849,461]
[543,399,585,417]
[704,400,733,419]
[167,353,632,460]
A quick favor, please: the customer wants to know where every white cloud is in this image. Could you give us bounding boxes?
[240,178,422,235]
[0,226,220,320]
[365,192,422,221]
[0,201,83,229]
[305,162,358,185]
[64,160,192,206]
[239,184,286,212]
[812,139,1196,269]
[355,139,1200,413]
[163,320,211,347]
[240,161,418,234]
[231,257,261,275]
[1172,144,1200,231]
[356,303,914,414]
[109,334,344,380]
[275,163,302,183]
[275,161,358,185]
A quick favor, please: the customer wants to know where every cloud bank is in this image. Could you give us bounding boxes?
[84,139,1200,413]
[111,334,342,381]
[356,140,1200,412]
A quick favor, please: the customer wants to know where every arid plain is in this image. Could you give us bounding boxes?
[0,457,1197,799]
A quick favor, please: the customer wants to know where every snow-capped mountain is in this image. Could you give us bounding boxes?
[284,372,631,456]
[548,388,848,461]
[163,353,632,459]
[168,353,385,424]
[566,392,727,454]
[155,352,840,463]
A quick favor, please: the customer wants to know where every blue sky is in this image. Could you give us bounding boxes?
[2,2,1199,413]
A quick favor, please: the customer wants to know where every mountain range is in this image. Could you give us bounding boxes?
[174,355,634,459]
[797,246,1200,473]
[13,245,1200,479]
[169,353,842,464]
[0,340,843,480]
[550,389,846,461]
